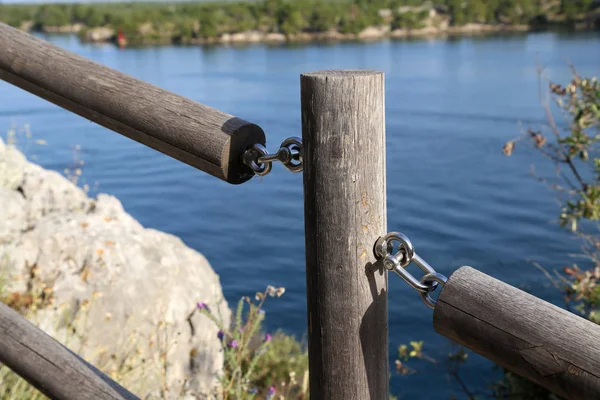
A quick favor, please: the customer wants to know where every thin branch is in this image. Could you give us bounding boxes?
[448,369,476,400]
[528,260,562,290]
[529,165,577,194]
[536,61,588,192]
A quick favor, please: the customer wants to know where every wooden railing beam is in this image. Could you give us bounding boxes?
[0,302,139,400]
[434,266,600,400]
[0,23,265,184]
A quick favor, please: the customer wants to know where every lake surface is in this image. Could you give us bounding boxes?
[1,32,599,398]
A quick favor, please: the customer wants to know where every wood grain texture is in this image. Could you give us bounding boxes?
[0,23,264,184]
[301,70,388,400]
[0,302,139,400]
[434,266,600,400]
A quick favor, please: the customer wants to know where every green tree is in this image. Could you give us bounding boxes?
[391,11,426,30]
[198,11,218,38]
[338,5,370,34]
[561,0,594,20]
[470,0,488,23]
[34,4,71,27]
[71,4,89,24]
[84,7,105,27]
[278,4,308,35]
[448,0,466,26]
[309,4,338,32]
[173,18,196,40]
[227,4,257,33]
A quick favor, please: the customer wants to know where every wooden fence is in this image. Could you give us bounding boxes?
[1,22,599,400]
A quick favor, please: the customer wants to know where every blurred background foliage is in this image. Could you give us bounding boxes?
[0,0,597,43]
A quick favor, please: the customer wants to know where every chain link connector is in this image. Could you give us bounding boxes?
[420,273,447,309]
[243,137,303,176]
[374,232,448,309]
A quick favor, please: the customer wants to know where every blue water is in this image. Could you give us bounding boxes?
[1,32,599,398]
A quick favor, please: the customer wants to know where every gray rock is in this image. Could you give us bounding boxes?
[0,138,230,398]
[84,27,115,43]
[0,137,27,190]
[0,187,26,245]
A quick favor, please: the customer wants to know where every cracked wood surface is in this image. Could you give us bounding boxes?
[434,266,600,400]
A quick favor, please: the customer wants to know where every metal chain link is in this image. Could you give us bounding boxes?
[243,137,303,176]
[374,232,448,309]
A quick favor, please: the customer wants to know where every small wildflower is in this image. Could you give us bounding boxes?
[217,330,224,340]
[276,287,286,297]
[267,285,276,297]
[264,333,272,343]
[255,292,265,301]
[228,340,238,348]
[248,387,258,394]
[196,302,210,312]
[266,386,276,400]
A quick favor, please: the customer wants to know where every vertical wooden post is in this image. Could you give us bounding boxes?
[301,70,388,399]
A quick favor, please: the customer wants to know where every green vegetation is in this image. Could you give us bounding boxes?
[197,286,308,399]
[0,0,598,45]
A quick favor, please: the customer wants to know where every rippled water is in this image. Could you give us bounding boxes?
[1,31,599,398]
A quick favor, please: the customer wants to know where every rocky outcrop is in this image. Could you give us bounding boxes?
[83,26,115,42]
[42,23,84,33]
[0,138,230,398]
[264,32,286,42]
[390,22,526,38]
[221,30,266,44]
[18,20,34,32]
[358,25,390,40]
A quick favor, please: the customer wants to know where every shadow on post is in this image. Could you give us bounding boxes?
[361,260,389,400]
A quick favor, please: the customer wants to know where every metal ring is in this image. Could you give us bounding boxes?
[243,144,272,176]
[280,137,303,173]
[374,232,414,267]
[420,273,448,309]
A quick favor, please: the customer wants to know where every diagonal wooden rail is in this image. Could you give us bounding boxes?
[0,302,139,400]
[0,22,265,184]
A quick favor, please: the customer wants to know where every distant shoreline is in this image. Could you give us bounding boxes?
[4,1,599,48]
[29,23,599,48]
